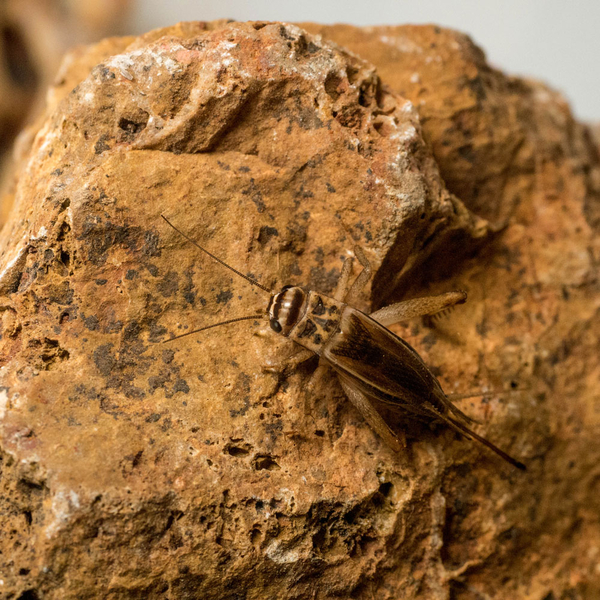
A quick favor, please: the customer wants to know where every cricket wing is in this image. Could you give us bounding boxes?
[322,306,477,425]
[323,307,442,408]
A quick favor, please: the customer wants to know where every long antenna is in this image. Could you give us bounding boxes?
[162,314,263,343]
[161,215,271,294]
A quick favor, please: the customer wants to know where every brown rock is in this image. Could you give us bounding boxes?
[0,20,598,600]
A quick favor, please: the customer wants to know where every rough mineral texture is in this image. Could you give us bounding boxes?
[0,20,598,600]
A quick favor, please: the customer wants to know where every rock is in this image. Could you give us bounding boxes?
[0,20,598,600]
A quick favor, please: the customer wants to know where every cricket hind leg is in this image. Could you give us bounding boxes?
[338,376,405,452]
[423,401,526,471]
[370,291,467,327]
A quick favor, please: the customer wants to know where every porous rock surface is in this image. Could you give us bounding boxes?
[0,20,598,600]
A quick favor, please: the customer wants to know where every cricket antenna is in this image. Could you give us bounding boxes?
[162,314,264,343]
[160,215,271,294]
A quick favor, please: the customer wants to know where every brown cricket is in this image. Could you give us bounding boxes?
[161,215,526,471]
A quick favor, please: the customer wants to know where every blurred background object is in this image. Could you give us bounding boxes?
[0,0,132,222]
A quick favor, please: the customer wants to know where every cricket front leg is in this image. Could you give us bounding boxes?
[338,376,405,452]
[334,255,354,301]
[370,291,467,327]
[344,246,372,306]
[334,245,373,304]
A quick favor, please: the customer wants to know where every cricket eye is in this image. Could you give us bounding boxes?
[269,318,283,333]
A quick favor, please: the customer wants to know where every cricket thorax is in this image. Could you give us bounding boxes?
[287,291,343,354]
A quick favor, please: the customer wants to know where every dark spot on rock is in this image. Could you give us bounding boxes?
[326,182,336,193]
[309,265,339,294]
[43,281,73,305]
[146,264,159,277]
[149,323,168,343]
[148,374,168,392]
[157,271,179,297]
[99,66,116,80]
[16,590,40,600]
[216,289,233,304]
[51,168,63,176]
[93,344,115,376]
[123,320,141,340]
[94,135,111,154]
[95,278,108,285]
[39,338,69,369]
[145,413,162,423]
[162,349,175,364]
[311,248,325,270]
[225,443,251,457]
[457,144,476,163]
[227,373,251,417]
[466,75,487,102]
[125,269,137,280]
[257,225,279,244]
[324,73,342,101]
[238,166,250,173]
[182,267,197,305]
[241,178,266,213]
[142,230,161,257]
[132,450,143,467]
[83,315,99,331]
[295,184,314,198]
[118,116,148,136]
[288,262,302,276]
[252,455,280,471]
[173,379,189,394]
[476,319,489,337]
[79,217,143,267]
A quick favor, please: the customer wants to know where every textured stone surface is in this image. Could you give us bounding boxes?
[0,20,599,600]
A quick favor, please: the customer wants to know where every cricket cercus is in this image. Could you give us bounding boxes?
[161,215,526,471]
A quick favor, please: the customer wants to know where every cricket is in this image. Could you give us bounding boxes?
[160,215,526,471]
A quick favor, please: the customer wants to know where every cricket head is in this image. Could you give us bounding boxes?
[267,285,307,336]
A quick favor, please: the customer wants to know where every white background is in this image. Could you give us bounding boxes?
[130,0,600,122]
